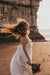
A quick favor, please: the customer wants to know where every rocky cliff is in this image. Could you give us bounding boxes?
[0,0,45,42]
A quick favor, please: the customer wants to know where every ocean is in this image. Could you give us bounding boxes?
[39,29,50,41]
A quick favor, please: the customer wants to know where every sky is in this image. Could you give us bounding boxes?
[37,0,50,30]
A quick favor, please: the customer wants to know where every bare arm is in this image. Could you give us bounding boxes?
[20,37,33,75]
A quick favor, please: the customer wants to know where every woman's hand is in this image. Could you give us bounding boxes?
[27,61,32,66]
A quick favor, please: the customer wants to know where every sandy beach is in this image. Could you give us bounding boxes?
[0,42,50,75]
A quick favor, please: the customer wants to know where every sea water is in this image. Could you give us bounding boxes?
[39,29,50,41]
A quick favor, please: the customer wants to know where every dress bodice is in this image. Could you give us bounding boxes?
[19,36,32,50]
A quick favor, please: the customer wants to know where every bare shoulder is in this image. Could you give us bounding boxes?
[20,36,28,44]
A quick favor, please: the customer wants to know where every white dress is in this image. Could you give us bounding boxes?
[10,36,33,75]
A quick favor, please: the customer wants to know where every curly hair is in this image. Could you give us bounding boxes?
[2,18,30,39]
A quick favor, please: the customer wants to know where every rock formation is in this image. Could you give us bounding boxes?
[0,0,45,42]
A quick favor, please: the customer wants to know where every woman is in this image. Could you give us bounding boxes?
[3,18,33,75]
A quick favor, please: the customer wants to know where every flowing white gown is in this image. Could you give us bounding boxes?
[10,36,33,75]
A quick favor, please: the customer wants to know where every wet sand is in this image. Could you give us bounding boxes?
[0,42,50,75]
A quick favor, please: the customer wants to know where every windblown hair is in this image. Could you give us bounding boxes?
[2,18,29,39]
